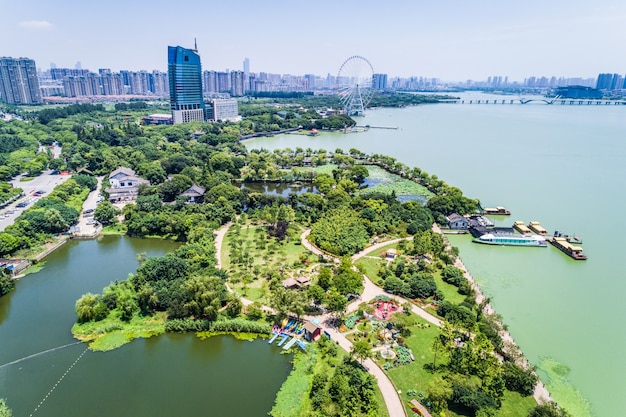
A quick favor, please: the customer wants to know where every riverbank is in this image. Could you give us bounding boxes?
[435,223,553,405]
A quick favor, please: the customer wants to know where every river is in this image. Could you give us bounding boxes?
[243,92,626,417]
[0,236,292,416]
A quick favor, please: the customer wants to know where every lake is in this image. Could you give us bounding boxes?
[244,93,626,417]
[0,235,292,416]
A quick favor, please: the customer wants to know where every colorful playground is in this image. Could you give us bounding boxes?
[371,298,403,320]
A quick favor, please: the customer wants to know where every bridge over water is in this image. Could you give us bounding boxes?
[439,98,626,106]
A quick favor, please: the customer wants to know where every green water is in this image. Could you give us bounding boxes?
[244,94,626,417]
[0,236,292,416]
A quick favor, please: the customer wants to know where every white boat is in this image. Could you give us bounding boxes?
[473,233,547,247]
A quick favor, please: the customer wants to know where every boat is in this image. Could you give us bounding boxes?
[548,237,587,260]
[527,221,548,235]
[483,206,511,215]
[554,230,582,245]
[473,233,547,247]
[513,221,532,234]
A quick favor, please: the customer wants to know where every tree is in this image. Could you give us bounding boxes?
[528,402,571,417]
[317,267,332,291]
[310,206,369,256]
[0,270,15,296]
[307,284,326,305]
[0,233,19,256]
[44,208,69,233]
[94,201,120,225]
[158,174,192,202]
[75,293,100,322]
[503,362,539,396]
[325,289,347,326]
[351,338,372,364]
[426,375,453,413]
[0,398,12,417]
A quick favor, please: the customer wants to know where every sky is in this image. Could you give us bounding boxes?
[1,0,626,82]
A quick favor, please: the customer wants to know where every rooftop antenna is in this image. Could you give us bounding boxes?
[194,38,197,52]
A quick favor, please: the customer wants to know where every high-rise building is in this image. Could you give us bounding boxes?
[168,44,205,124]
[0,57,43,104]
[205,98,240,122]
[243,58,250,76]
[230,71,245,96]
[372,73,388,90]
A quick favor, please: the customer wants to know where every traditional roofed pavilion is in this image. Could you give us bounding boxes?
[180,184,206,203]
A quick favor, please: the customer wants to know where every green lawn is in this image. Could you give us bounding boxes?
[433,271,466,305]
[356,256,385,285]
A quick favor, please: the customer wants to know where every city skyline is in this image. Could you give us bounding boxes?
[2,0,626,81]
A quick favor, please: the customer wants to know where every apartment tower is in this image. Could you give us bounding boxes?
[168,43,204,123]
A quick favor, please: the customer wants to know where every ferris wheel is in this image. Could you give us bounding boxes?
[336,55,375,116]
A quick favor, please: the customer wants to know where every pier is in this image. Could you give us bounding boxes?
[441,98,626,106]
[356,125,399,130]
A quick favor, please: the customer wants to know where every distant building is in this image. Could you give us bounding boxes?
[0,57,43,104]
[372,73,388,90]
[141,114,173,125]
[106,167,150,203]
[554,86,602,99]
[205,98,240,122]
[230,71,245,96]
[596,73,624,90]
[168,44,205,124]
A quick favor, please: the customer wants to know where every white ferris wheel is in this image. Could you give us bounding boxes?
[336,55,375,116]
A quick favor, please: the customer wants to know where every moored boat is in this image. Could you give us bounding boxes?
[527,221,548,235]
[473,233,547,247]
[483,206,511,215]
[513,221,532,234]
[548,237,587,260]
[554,230,582,245]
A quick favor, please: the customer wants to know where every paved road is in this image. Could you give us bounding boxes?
[0,171,72,232]
[73,176,104,238]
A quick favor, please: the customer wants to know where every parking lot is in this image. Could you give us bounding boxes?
[0,171,72,232]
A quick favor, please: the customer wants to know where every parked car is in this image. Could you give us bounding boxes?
[84,208,94,214]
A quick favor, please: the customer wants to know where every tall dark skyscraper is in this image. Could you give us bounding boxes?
[0,57,43,104]
[168,43,204,124]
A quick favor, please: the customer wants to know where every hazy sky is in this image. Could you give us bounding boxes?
[2,0,625,82]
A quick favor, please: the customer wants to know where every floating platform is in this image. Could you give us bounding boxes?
[513,221,532,234]
[527,221,548,236]
[554,230,582,245]
[283,337,298,350]
[483,206,511,215]
[548,237,587,260]
[277,334,289,346]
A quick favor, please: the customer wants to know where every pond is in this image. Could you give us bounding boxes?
[0,236,292,416]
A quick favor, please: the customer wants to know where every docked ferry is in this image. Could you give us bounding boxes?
[473,233,548,247]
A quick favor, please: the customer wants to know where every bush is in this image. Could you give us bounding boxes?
[502,362,538,396]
